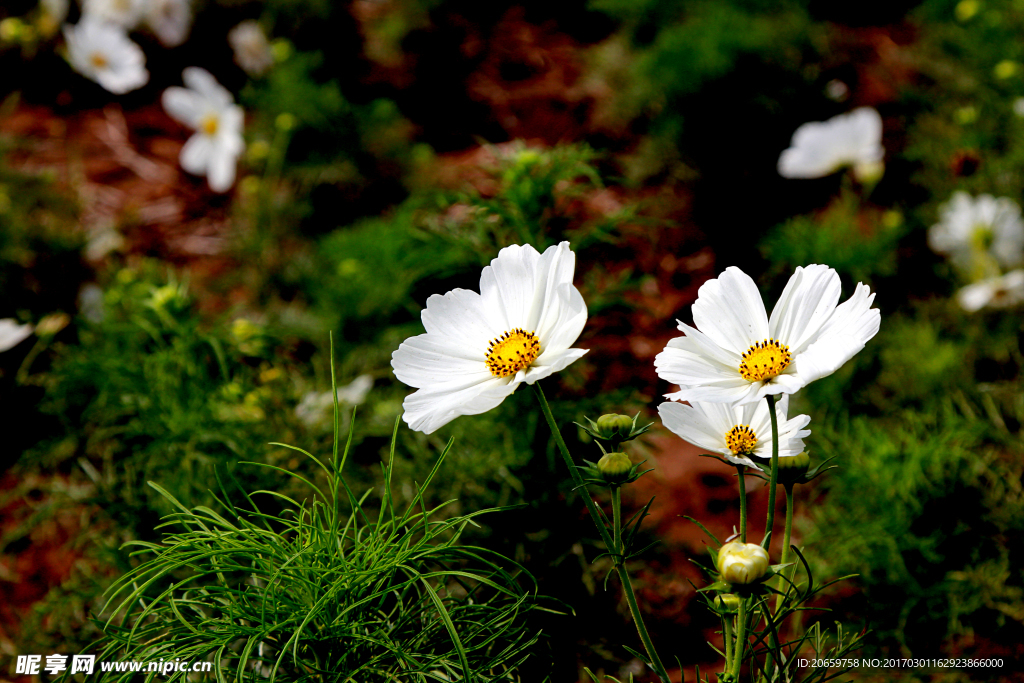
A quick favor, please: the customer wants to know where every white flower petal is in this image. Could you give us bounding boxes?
[182,67,232,107]
[402,378,517,434]
[207,144,238,193]
[179,133,213,175]
[658,401,728,454]
[792,282,880,386]
[162,87,204,128]
[768,264,842,354]
[691,267,769,355]
[0,319,33,352]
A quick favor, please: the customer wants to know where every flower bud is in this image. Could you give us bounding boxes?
[597,452,632,484]
[777,451,810,474]
[716,542,770,585]
[714,593,741,614]
[596,413,634,440]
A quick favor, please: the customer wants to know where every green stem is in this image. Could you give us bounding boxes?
[723,612,734,672]
[733,597,747,680]
[737,465,748,543]
[763,394,780,549]
[533,384,671,683]
[612,486,623,559]
[774,484,795,613]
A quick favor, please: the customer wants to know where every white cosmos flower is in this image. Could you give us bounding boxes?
[956,269,1024,312]
[228,20,274,76]
[778,107,884,182]
[391,241,588,434]
[0,319,34,352]
[162,67,245,193]
[659,394,809,470]
[928,191,1024,273]
[144,0,192,47]
[295,375,374,427]
[80,0,145,29]
[64,17,149,94]
[655,265,880,405]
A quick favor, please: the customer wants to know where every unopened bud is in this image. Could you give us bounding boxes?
[597,452,632,484]
[596,413,634,440]
[716,542,770,585]
[714,593,741,614]
[777,451,810,473]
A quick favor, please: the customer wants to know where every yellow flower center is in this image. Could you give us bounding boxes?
[971,223,995,251]
[485,328,540,378]
[725,424,757,455]
[90,52,108,69]
[739,338,791,382]
[201,115,220,136]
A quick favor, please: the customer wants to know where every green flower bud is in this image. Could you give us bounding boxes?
[777,451,810,473]
[716,541,770,585]
[596,413,634,440]
[714,593,741,614]
[597,452,632,484]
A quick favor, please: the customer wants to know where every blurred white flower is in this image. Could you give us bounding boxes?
[228,20,273,76]
[64,17,149,94]
[295,375,374,427]
[957,270,1024,312]
[80,0,145,29]
[42,0,70,23]
[78,283,106,324]
[658,394,810,470]
[929,191,1024,272]
[145,0,192,47]
[162,67,245,192]
[825,79,849,102]
[0,319,33,352]
[778,107,885,182]
[1014,97,1024,117]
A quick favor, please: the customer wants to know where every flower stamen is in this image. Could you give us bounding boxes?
[485,328,540,378]
[201,114,220,136]
[90,52,108,69]
[725,424,757,455]
[738,338,791,382]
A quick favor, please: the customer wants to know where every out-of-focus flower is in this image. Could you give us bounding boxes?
[929,192,1024,273]
[1013,98,1024,118]
[391,242,588,434]
[84,226,124,261]
[228,20,273,76]
[78,283,106,324]
[295,375,374,427]
[717,542,770,585]
[162,67,245,192]
[38,0,69,35]
[825,79,849,102]
[64,17,149,94]
[995,60,1019,80]
[81,0,145,29]
[0,319,33,352]
[145,0,191,47]
[658,394,810,470]
[777,107,884,182]
[654,265,880,405]
[957,270,1024,312]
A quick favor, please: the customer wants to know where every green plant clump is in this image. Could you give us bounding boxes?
[94,414,549,682]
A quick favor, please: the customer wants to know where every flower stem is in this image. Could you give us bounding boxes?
[763,393,780,549]
[736,465,748,543]
[774,484,795,613]
[733,597,747,680]
[723,612,733,671]
[612,486,623,556]
[533,383,670,683]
